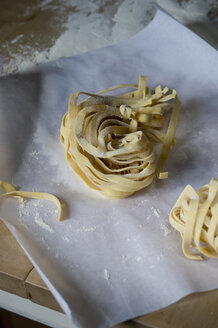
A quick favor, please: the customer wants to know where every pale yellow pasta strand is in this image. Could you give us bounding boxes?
[0,180,62,221]
[170,178,218,260]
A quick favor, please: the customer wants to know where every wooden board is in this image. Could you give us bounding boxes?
[0,220,33,298]
[134,289,218,328]
[25,268,63,312]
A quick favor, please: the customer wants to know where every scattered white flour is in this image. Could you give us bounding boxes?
[121,255,127,263]
[19,199,56,233]
[134,198,149,208]
[11,34,24,44]
[104,269,110,281]
[136,256,141,262]
[141,199,148,204]
[76,226,96,233]
[32,124,80,188]
[151,206,160,217]
[160,224,171,237]
[18,202,29,230]
[62,236,70,242]
[19,201,25,212]
[19,201,30,217]
[122,278,127,283]
[33,200,40,207]
[34,213,54,233]
[29,150,40,159]
[1,0,215,75]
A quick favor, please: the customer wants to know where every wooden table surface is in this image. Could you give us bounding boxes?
[1,219,218,328]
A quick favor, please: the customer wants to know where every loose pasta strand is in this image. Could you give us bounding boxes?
[0,180,62,221]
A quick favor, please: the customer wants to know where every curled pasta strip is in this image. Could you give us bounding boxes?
[0,180,62,221]
[61,76,181,199]
[169,178,218,260]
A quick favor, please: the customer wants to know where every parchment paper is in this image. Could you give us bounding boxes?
[0,9,218,328]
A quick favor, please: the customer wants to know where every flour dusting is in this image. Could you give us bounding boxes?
[62,236,70,242]
[151,206,160,217]
[1,0,215,75]
[19,201,30,217]
[18,202,29,229]
[76,226,96,233]
[33,200,40,207]
[104,269,110,281]
[34,213,55,233]
[160,224,171,237]
[29,150,40,159]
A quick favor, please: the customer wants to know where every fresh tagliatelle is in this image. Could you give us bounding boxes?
[61,75,181,199]
[0,180,62,221]
[169,178,218,260]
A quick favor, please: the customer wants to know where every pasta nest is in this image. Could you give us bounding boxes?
[61,76,180,199]
[170,178,218,260]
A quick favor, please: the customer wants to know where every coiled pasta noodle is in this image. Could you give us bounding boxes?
[0,180,62,221]
[61,76,181,199]
[170,178,218,260]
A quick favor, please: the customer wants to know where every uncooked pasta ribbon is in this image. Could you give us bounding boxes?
[0,180,62,221]
[170,178,218,260]
[61,75,181,199]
